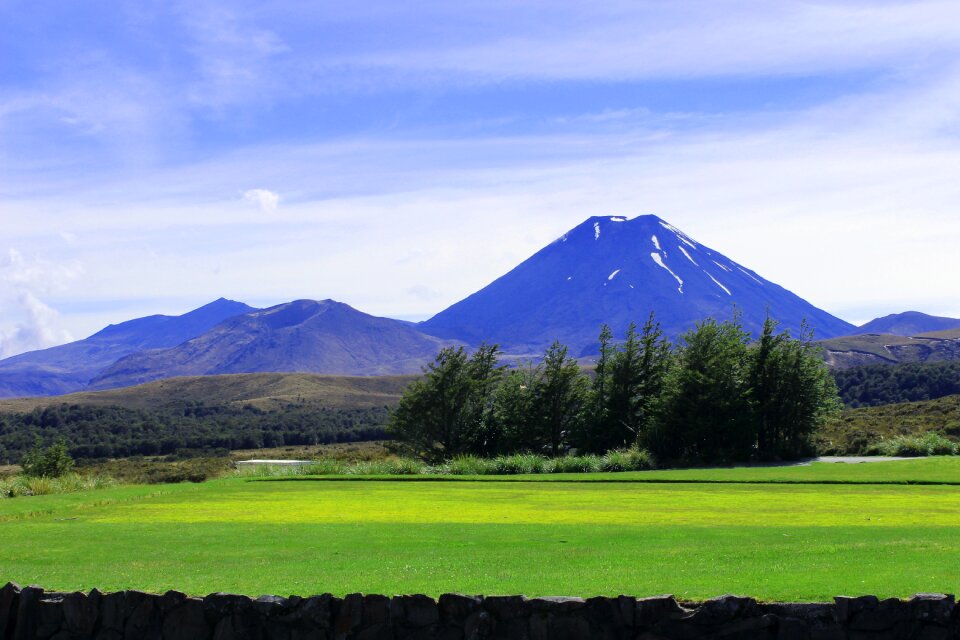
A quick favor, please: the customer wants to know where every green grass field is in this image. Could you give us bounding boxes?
[4,459,960,601]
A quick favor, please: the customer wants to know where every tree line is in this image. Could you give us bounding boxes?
[389,314,840,463]
[0,402,390,463]
[833,361,960,408]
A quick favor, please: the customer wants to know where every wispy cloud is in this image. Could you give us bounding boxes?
[243,189,280,213]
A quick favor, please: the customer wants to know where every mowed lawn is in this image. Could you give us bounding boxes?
[4,460,960,601]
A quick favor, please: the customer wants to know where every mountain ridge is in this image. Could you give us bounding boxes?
[0,298,256,398]
[88,299,457,390]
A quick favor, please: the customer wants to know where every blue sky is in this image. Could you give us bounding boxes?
[3,0,960,357]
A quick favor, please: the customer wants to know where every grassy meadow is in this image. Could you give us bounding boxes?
[4,458,960,601]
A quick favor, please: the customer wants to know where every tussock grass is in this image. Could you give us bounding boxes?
[0,473,114,499]
[235,450,655,479]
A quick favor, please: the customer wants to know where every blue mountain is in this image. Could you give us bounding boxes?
[0,298,256,398]
[420,215,855,355]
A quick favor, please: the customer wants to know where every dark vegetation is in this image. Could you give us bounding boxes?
[834,361,960,407]
[0,402,389,464]
[819,394,960,455]
[391,314,839,464]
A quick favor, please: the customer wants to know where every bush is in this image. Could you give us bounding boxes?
[601,448,656,472]
[446,455,495,475]
[867,433,958,457]
[21,438,74,478]
[0,473,114,499]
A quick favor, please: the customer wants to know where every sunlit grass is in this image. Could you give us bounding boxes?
[4,460,960,600]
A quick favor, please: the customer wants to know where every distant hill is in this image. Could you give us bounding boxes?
[88,300,453,390]
[0,298,256,398]
[854,311,960,336]
[420,215,854,356]
[0,371,414,414]
[819,328,960,368]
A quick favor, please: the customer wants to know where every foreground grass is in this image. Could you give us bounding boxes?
[4,461,960,600]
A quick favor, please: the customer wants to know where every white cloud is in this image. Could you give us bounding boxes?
[0,292,73,359]
[0,249,80,358]
[242,189,280,213]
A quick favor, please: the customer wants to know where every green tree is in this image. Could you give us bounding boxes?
[650,318,753,461]
[388,345,505,460]
[597,315,673,452]
[750,318,840,458]
[463,344,507,455]
[578,324,613,452]
[492,364,541,452]
[532,341,590,455]
[21,437,74,478]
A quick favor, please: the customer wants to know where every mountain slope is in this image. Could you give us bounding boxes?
[819,328,960,369]
[0,298,256,398]
[421,215,854,355]
[854,311,960,336]
[89,299,453,390]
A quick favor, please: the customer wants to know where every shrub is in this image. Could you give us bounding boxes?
[601,448,656,472]
[868,433,958,457]
[0,473,115,499]
[446,455,495,475]
[21,438,74,478]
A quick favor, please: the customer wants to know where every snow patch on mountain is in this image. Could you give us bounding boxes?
[738,266,764,285]
[651,253,684,293]
[594,222,601,240]
[679,246,698,266]
[706,272,732,296]
[651,235,661,251]
[608,269,621,281]
[660,221,698,249]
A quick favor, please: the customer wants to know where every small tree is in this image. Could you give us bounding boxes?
[21,437,74,478]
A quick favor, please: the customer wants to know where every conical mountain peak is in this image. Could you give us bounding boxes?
[422,215,853,355]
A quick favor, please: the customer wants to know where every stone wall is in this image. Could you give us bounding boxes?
[1,582,956,640]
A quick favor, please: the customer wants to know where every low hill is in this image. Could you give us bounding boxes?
[818,329,960,368]
[0,372,416,414]
[855,311,960,336]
